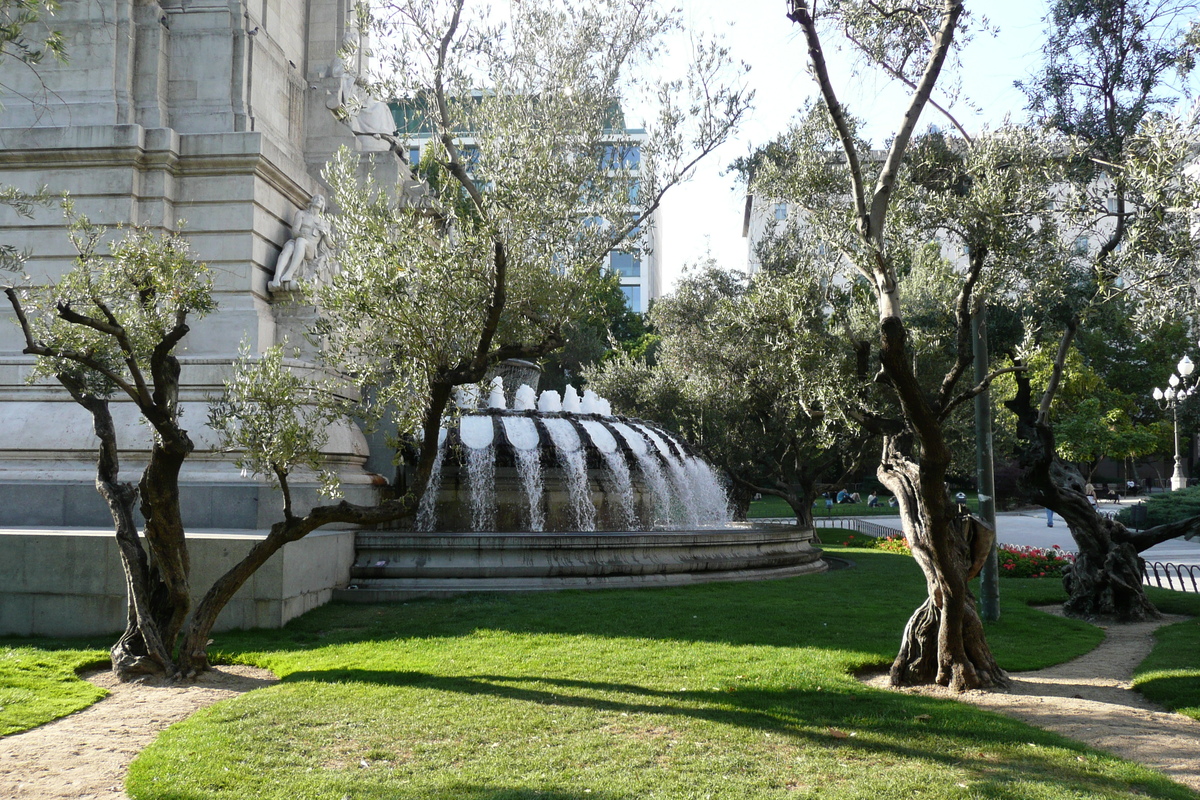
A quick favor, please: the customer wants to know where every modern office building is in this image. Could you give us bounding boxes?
[393,99,662,313]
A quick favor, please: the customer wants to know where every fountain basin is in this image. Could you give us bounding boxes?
[342,381,831,600]
[333,523,826,600]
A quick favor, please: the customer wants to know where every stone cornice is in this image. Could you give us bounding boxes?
[0,125,317,207]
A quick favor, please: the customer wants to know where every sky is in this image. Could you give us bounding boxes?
[646,0,1053,294]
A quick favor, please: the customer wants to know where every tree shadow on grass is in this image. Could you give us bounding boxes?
[1134,673,1200,719]
[269,668,1194,800]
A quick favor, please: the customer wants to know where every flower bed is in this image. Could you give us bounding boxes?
[821,530,1075,578]
[997,543,1075,578]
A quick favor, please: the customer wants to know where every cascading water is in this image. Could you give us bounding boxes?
[580,419,637,530]
[611,421,673,528]
[685,457,733,524]
[502,415,544,531]
[421,382,731,532]
[343,367,820,597]
[416,429,448,532]
[542,417,598,531]
[460,414,496,532]
[346,369,826,597]
[641,427,702,527]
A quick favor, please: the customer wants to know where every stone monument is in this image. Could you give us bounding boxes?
[0,0,415,527]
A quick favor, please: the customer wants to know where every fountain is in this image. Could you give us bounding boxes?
[337,374,826,599]
[409,377,732,533]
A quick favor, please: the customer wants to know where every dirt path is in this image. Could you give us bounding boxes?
[868,609,1200,793]
[0,665,277,800]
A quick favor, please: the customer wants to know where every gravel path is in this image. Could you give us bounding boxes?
[0,666,277,799]
[868,609,1200,793]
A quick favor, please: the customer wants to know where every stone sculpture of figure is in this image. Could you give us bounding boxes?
[328,22,397,151]
[268,194,332,293]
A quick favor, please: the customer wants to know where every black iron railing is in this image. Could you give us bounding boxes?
[816,517,901,539]
[1142,561,1200,593]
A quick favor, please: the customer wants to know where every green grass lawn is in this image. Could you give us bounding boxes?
[749,494,982,519]
[0,643,109,736]
[115,548,1194,800]
[4,546,1197,799]
[1131,591,1200,721]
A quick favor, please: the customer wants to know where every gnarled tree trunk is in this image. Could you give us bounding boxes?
[55,379,187,678]
[1006,369,1176,621]
[879,435,1006,689]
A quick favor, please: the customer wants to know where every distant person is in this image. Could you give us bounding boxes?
[850,492,861,503]
[825,493,834,512]
[867,491,880,507]
[1046,507,1054,528]
[888,496,898,508]
[836,489,851,504]
[1085,482,1098,510]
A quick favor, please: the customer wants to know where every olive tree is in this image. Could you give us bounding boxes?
[745,0,1103,689]
[4,220,417,678]
[5,220,216,677]
[315,0,750,501]
[1006,0,1200,621]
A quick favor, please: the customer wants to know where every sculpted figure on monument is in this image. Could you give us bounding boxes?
[328,23,398,150]
[268,194,333,293]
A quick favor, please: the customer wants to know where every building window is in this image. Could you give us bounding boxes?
[774,202,788,221]
[604,145,640,169]
[621,284,641,311]
[610,251,641,278]
[409,146,421,165]
[1074,236,1090,255]
[1107,196,1119,214]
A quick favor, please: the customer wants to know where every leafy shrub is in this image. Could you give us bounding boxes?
[875,535,912,555]
[817,531,881,547]
[1116,486,1200,528]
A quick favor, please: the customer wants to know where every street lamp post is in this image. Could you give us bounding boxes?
[1153,355,1196,491]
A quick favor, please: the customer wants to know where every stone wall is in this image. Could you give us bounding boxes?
[0,528,356,637]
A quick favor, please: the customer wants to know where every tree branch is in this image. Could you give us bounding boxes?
[787,2,870,232]
[868,0,964,246]
[841,26,973,143]
[1038,316,1078,425]
[936,250,985,411]
[940,366,1027,421]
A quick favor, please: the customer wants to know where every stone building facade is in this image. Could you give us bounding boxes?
[0,0,408,527]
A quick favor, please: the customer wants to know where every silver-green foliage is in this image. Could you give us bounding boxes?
[744,105,1200,422]
[319,0,749,440]
[207,344,340,498]
[13,213,214,405]
[0,0,64,69]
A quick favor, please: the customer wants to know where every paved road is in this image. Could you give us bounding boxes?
[802,498,1200,570]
